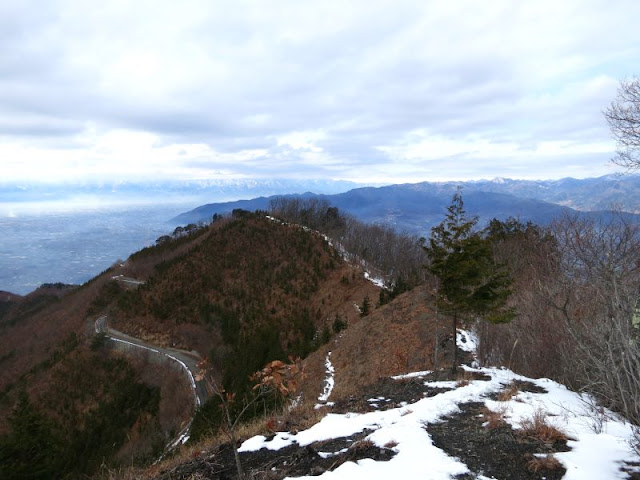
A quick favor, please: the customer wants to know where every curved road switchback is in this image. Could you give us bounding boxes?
[111,275,146,288]
[94,315,209,407]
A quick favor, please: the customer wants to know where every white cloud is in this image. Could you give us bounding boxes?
[1,0,639,184]
[277,130,326,152]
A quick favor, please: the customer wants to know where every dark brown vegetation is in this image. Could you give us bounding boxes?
[1,195,639,478]
[106,212,379,411]
[269,197,429,293]
[0,343,162,479]
[0,208,382,477]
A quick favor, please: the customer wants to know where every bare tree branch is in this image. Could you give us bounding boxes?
[604,77,640,170]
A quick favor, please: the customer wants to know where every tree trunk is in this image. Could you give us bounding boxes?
[451,311,458,376]
[224,405,245,479]
[231,439,244,480]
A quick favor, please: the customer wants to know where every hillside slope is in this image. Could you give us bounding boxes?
[141,326,640,480]
[106,212,379,392]
[0,210,382,477]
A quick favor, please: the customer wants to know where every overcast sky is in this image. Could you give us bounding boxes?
[2,0,639,185]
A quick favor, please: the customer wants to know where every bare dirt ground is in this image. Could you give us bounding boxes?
[150,349,579,480]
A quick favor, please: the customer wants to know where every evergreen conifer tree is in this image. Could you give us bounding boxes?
[424,192,515,374]
[0,391,65,479]
[360,295,371,317]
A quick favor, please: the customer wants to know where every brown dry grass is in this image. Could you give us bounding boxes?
[526,453,564,472]
[455,370,475,387]
[497,381,521,402]
[349,439,375,451]
[139,414,272,480]
[284,400,328,433]
[518,409,569,444]
[92,465,148,480]
[138,396,328,480]
[481,406,508,430]
[327,288,442,402]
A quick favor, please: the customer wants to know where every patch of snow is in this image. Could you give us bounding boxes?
[456,329,477,353]
[321,233,334,248]
[238,341,639,479]
[484,374,638,480]
[363,271,385,288]
[289,394,302,411]
[392,371,432,380]
[423,380,458,389]
[318,448,349,459]
[315,352,335,409]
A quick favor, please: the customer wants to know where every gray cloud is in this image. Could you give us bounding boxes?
[1,0,638,183]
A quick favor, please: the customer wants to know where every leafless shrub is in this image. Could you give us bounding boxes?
[549,214,640,426]
[478,212,640,428]
[578,395,612,434]
[498,381,521,402]
[526,453,563,473]
[195,357,305,479]
[477,221,571,381]
[481,406,508,430]
[518,409,568,444]
[631,426,640,456]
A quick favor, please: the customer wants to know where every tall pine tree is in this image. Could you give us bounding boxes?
[424,191,515,374]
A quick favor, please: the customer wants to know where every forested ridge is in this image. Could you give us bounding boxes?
[0,207,381,477]
[0,195,638,479]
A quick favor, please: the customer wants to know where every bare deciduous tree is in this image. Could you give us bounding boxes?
[604,77,640,170]
[195,357,304,479]
[477,213,640,428]
[549,213,640,425]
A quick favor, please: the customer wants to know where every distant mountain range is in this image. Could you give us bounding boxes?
[173,175,640,235]
[0,178,359,207]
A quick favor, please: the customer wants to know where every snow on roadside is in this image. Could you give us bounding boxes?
[315,352,335,408]
[238,330,639,479]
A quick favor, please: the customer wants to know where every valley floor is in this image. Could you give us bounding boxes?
[154,332,640,480]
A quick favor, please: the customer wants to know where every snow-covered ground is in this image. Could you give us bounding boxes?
[363,271,385,288]
[239,330,639,479]
[315,352,335,408]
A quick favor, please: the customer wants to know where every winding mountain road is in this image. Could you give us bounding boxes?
[94,315,209,407]
[110,275,146,288]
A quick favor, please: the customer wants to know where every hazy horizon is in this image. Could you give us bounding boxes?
[2,172,636,216]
